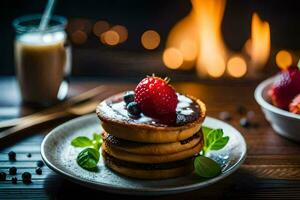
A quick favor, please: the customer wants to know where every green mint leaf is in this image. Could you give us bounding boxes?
[202,127,229,155]
[202,126,213,139]
[194,156,221,178]
[92,140,101,150]
[76,148,100,171]
[92,133,102,150]
[207,129,223,145]
[93,133,101,142]
[210,136,229,151]
[202,126,213,154]
[71,136,93,147]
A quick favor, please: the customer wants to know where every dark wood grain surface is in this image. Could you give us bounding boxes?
[1,77,300,200]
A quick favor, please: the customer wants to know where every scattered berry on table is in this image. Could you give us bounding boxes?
[0,172,6,181]
[8,151,16,161]
[123,91,135,105]
[219,111,232,121]
[127,102,141,117]
[36,160,44,167]
[11,177,17,184]
[9,167,17,175]
[27,153,32,158]
[22,172,32,183]
[35,167,42,175]
[247,110,255,119]
[240,117,250,128]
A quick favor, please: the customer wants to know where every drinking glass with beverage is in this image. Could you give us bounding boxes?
[13,15,71,107]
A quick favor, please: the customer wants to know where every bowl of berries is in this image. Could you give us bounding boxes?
[255,66,300,142]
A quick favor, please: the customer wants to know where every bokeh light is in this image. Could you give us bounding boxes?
[276,50,292,70]
[206,55,226,78]
[68,18,92,34]
[111,25,128,43]
[141,30,161,50]
[163,48,183,69]
[93,20,110,37]
[227,56,247,78]
[100,33,106,44]
[102,30,120,46]
[71,30,87,45]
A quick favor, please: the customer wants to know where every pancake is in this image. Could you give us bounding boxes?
[102,131,202,155]
[102,150,194,179]
[102,139,203,164]
[96,92,206,143]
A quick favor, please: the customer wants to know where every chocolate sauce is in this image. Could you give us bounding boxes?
[99,92,200,127]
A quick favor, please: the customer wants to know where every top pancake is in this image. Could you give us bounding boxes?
[96,92,206,143]
[97,92,205,128]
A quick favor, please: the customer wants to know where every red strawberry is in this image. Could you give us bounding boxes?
[289,94,300,114]
[134,76,178,120]
[268,66,300,110]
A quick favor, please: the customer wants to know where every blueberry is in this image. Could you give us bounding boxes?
[127,102,141,117]
[240,117,250,128]
[27,153,32,158]
[22,172,31,183]
[11,177,17,184]
[9,167,17,175]
[247,111,255,119]
[36,160,44,167]
[219,111,232,121]
[8,151,16,161]
[124,91,135,105]
[35,167,42,175]
[0,172,6,181]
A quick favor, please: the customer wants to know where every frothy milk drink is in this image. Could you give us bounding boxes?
[15,31,68,105]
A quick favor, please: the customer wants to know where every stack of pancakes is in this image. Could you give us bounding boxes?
[96,92,206,179]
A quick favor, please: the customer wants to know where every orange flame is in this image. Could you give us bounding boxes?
[164,9,198,70]
[192,0,227,77]
[163,0,271,78]
[248,13,271,70]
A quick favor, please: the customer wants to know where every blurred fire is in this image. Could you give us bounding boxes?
[163,0,271,78]
[248,13,271,70]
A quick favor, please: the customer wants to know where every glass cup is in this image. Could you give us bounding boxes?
[13,15,71,107]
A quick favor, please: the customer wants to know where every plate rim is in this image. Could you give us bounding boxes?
[41,114,247,195]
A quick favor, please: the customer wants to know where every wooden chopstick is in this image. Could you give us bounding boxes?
[0,89,114,146]
[0,85,107,129]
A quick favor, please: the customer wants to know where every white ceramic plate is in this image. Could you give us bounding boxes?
[41,114,246,195]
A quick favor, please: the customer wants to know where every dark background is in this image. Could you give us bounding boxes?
[1,0,300,79]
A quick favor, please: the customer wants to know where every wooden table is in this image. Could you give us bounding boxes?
[1,77,300,199]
